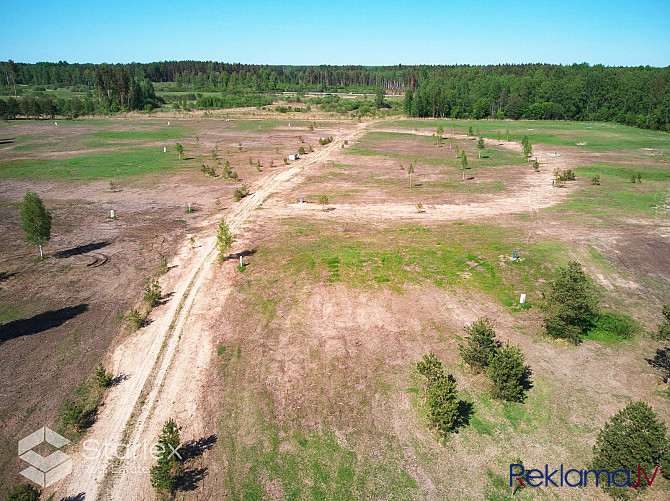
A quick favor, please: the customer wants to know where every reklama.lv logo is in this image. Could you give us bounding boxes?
[510,464,660,488]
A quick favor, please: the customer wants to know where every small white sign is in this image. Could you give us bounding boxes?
[520,294,526,304]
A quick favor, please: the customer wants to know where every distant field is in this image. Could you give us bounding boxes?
[382,119,670,152]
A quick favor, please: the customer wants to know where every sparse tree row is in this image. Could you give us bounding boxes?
[1,61,668,130]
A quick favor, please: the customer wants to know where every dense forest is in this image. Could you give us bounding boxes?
[0,60,668,131]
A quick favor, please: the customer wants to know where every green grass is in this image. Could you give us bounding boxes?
[0,147,186,180]
[247,220,574,310]
[382,119,670,152]
[348,131,526,169]
[549,164,670,218]
[85,128,185,142]
[231,119,285,131]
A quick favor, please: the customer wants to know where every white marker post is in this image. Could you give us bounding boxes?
[163,146,167,153]
[520,294,526,304]
[240,256,243,267]
[110,209,115,218]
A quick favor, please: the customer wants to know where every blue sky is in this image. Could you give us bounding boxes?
[1,0,668,66]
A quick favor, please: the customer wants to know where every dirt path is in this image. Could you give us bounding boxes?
[264,129,575,223]
[54,123,367,501]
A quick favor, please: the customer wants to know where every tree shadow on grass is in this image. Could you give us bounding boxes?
[455,400,475,431]
[177,434,217,492]
[0,303,88,343]
[647,347,670,383]
[227,249,257,261]
[53,241,110,259]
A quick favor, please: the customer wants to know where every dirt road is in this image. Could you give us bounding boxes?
[55,123,367,501]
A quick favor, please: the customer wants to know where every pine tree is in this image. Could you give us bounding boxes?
[216,219,234,261]
[416,352,460,435]
[20,191,52,259]
[477,137,485,158]
[459,317,500,373]
[487,343,529,402]
[150,418,183,495]
[543,261,599,343]
[592,402,670,496]
[460,151,468,180]
[426,373,459,434]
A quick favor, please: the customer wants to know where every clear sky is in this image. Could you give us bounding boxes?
[1,0,668,66]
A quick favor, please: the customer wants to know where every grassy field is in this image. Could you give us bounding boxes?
[1,116,669,500]
[382,119,670,153]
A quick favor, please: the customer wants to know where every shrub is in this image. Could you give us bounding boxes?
[94,363,112,389]
[318,136,334,145]
[233,184,250,201]
[591,175,601,185]
[6,484,41,501]
[157,253,168,276]
[144,278,161,307]
[487,343,531,402]
[318,194,329,211]
[532,159,540,171]
[128,307,144,331]
[298,146,306,155]
[200,164,217,177]
[543,261,599,344]
[60,399,88,433]
[655,304,670,340]
[459,317,500,373]
[592,401,670,497]
[589,311,635,340]
[150,418,183,495]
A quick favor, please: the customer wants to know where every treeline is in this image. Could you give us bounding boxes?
[404,65,670,131]
[1,60,668,130]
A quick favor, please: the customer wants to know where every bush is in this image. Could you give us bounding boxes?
[592,401,670,497]
[458,317,500,373]
[543,261,599,344]
[591,175,601,185]
[233,184,249,201]
[588,311,635,340]
[144,278,161,307]
[318,136,334,145]
[318,194,329,211]
[6,484,41,501]
[157,253,168,276]
[655,304,670,340]
[200,164,217,177]
[128,307,144,331]
[150,418,183,495]
[94,363,112,389]
[487,343,531,402]
[60,399,88,433]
